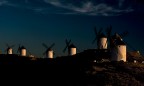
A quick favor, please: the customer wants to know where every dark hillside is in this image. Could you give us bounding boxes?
[0,51,144,86]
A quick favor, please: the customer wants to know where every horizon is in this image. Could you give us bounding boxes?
[0,0,144,58]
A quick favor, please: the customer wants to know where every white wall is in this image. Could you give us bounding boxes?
[111,45,126,62]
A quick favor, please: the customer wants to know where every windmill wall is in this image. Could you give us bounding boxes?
[21,49,26,56]
[7,48,12,54]
[70,48,76,56]
[111,45,126,62]
[99,37,107,49]
[47,50,53,58]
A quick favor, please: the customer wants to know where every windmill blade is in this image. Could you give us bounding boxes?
[98,27,103,35]
[119,31,136,51]
[69,39,72,44]
[43,50,47,55]
[107,25,112,44]
[105,26,112,48]
[76,47,81,53]
[65,39,69,44]
[28,51,32,56]
[42,43,49,49]
[92,27,98,44]
[123,40,137,51]
[27,49,32,55]
[116,33,123,40]
[53,51,56,55]
[6,43,15,48]
[4,49,7,52]
[120,31,129,38]
[63,39,71,53]
[63,44,68,53]
[92,37,97,44]
[5,43,9,52]
[49,43,55,49]
[109,25,112,30]
[17,44,21,53]
[66,39,71,48]
[6,43,9,47]
[94,27,98,36]
[112,39,119,55]
[106,26,112,37]
[10,44,15,48]
[66,39,71,46]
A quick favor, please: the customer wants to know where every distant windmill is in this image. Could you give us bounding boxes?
[5,44,15,54]
[42,43,55,58]
[63,39,77,56]
[27,49,35,58]
[92,27,108,49]
[17,44,27,56]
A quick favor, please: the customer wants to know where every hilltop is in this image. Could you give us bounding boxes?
[0,50,144,86]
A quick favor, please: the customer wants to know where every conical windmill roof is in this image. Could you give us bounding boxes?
[111,33,125,45]
[112,33,122,40]
[69,44,76,48]
[47,48,53,51]
[21,46,26,49]
[7,47,12,49]
[99,33,107,38]
[115,39,126,45]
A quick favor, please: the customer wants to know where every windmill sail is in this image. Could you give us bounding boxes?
[63,39,71,53]
[63,39,77,56]
[42,43,55,58]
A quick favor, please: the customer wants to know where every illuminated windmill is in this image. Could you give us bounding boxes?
[5,44,15,54]
[17,44,27,56]
[92,27,108,49]
[110,33,127,62]
[63,39,76,56]
[42,43,55,58]
[105,25,128,62]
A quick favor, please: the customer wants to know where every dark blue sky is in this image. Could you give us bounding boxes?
[0,0,143,58]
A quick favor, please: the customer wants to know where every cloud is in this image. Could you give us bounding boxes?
[118,0,125,7]
[33,8,44,12]
[0,0,19,7]
[43,0,134,16]
[0,0,134,16]
[25,0,28,4]
[0,0,37,11]
[0,0,8,6]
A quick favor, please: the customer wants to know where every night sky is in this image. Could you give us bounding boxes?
[0,0,144,58]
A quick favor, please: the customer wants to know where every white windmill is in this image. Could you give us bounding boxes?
[5,44,15,54]
[42,43,55,59]
[110,33,127,62]
[92,27,108,49]
[17,44,27,56]
[63,39,77,56]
